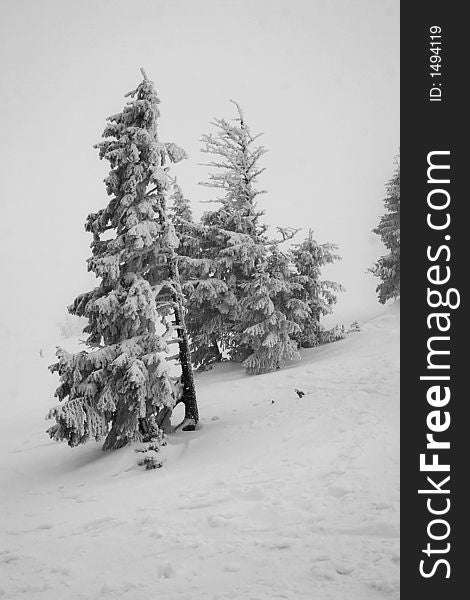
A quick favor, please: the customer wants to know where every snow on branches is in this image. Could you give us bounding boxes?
[173,103,344,374]
[48,71,194,451]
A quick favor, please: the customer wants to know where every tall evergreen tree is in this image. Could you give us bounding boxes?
[47,70,198,450]
[184,101,297,370]
[370,158,400,303]
[181,103,266,364]
[291,230,344,348]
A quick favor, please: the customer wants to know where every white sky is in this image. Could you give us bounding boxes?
[0,0,399,360]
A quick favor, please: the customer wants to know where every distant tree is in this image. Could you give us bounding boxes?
[370,158,400,303]
[47,70,198,451]
[291,230,344,348]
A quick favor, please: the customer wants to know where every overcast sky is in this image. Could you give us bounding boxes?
[0,0,399,363]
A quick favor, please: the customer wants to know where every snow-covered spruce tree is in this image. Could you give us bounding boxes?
[185,101,297,370]
[291,230,344,348]
[47,70,198,451]
[370,159,400,304]
[169,187,234,367]
[183,256,236,368]
[237,262,302,375]
[187,101,267,366]
[266,245,309,333]
[167,181,227,375]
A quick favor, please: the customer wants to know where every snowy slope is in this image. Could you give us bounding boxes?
[0,306,399,600]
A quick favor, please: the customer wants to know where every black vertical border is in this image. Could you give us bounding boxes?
[401,2,465,597]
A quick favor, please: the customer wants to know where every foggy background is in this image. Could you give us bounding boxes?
[0,0,399,408]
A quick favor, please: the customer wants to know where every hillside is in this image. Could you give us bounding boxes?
[0,306,399,600]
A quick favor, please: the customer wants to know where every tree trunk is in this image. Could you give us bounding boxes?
[211,335,223,363]
[173,304,199,423]
[154,406,173,434]
[103,401,138,450]
[168,253,199,429]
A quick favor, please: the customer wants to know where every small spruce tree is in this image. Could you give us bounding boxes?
[370,158,400,304]
[237,263,301,374]
[291,230,344,348]
[47,70,198,450]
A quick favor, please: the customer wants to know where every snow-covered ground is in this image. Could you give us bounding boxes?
[0,305,399,600]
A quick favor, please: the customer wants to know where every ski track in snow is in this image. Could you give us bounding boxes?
[0,307,399,600]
